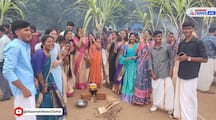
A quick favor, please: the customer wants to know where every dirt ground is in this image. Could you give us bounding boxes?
[0,84,216,120]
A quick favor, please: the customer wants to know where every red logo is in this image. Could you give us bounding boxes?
[191,10,195,15]
[14,107,24,117]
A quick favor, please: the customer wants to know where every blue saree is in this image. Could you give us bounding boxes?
[32,49,62,120]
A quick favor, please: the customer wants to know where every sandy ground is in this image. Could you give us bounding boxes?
[0,84,216,120]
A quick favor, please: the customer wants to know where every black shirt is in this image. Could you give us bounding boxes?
[178,37,207,80]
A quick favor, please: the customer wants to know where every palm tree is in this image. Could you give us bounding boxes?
[0,0,25,24]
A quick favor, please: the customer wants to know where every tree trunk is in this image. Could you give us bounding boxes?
[96,23,103,37]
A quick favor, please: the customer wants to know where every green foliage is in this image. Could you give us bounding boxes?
[0,0,25,24]
[138,0,215,37]
[74,0,123,35]
[24,0,84,31]
[134,1,166,32]
[4,0,214,37]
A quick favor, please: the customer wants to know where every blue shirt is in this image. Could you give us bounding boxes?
[202,34,216,58]
[3,38,36,97]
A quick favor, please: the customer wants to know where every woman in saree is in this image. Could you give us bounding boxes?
[63,31,75,97]
[133,30,154,105]
[121,33,139,103]
[88,33,102,88]
[45,28,64,95]
[56,36,68,102]
[73,27,89,89]
[107,31,119,88]
[32,35,64,120]
[112,30,128,94]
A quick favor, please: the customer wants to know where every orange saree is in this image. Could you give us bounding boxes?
[89,43,102,88]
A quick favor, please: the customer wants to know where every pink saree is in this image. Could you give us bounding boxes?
[73,36,89,89]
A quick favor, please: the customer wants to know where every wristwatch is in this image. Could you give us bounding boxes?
[187,56,192,61]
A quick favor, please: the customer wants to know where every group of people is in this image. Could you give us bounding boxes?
[0,20,106,120]
[0,19,215,120]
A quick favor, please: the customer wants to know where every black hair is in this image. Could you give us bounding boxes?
[128,32,137,43]
[44,27,57,35]
[144,30,152,36]
[41,35,54,49]
[123,30,128,41]
[0,25,5,32]
[111,31,118,37]
[64,30,73,38]
[153,30,162,36]
[88,32,96,38]
[2,24,10,29]
[67,21,74,27]
[103,27,107,32]
[75,27,82,39]
[87,33,95,49]
[118,29,128,41]
[167,31,174,36]
[182,21,195,28]
[56,35,66,43]
[11,20,30,37]
[129,32,137,38]
[30,25,36,32]
[111,31,119,41]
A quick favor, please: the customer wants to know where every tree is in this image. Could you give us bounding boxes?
[134,3,165,32]
[74,0,123,36]
[191,1,215,37]
[0,0,25,24]
[139,0,214,38]
[24,0,85,31]
[111,0,136,30]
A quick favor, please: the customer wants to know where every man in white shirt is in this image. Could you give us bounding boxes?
[0,25,11,101]
[60,21,75,38]
[197,27,216,93]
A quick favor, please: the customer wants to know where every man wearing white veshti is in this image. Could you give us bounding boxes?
[148,30,175,116]
[197,26,216,93]
[3,20,36,120]
[174,21,208,120]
